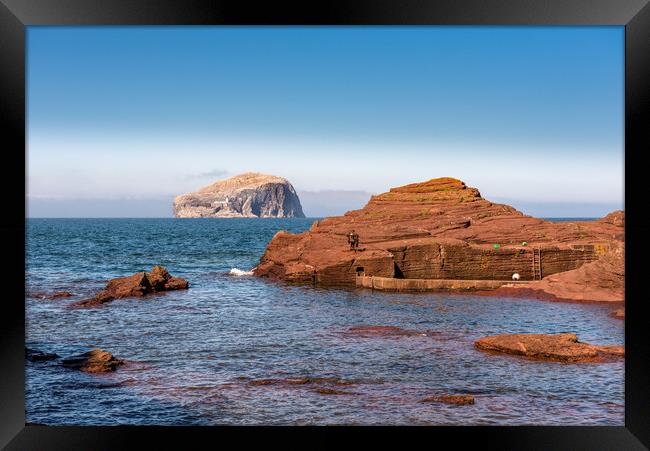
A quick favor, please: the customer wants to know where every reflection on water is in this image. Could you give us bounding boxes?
[26,219,623,425]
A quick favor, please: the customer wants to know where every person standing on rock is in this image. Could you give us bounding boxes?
[348,230,359,251]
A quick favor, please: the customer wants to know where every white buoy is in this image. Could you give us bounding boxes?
[512,273,520,281]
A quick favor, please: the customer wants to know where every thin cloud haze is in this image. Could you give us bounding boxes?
[27,26,624,217]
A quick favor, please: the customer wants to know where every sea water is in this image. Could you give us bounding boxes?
[26,218,624,425]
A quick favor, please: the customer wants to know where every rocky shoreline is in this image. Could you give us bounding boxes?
[26,191,624,419]
[254,177,624,304]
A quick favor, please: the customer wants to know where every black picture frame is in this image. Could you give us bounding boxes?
[2,1,649,449]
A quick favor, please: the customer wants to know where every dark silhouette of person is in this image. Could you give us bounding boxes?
[348,230,359,250]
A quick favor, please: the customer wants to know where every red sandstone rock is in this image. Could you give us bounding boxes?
[70,266,189,308]
[165,276,189,290]
[146,265,170,290]
[421,394,475,405]
[253,177,624,302]
[491,242,624,302]
[475,333,624,363]
[61,348,124,373]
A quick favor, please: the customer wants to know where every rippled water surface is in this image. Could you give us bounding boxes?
[26,219,624,425]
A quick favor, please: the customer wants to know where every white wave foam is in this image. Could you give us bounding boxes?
[228,268,254,277]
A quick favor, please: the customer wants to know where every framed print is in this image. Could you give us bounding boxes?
[1,0,649,449]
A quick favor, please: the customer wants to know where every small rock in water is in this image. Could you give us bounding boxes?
[70,266,189,308]
[421,395,475,405]
[61,348,124,373]
[475,333,624,363]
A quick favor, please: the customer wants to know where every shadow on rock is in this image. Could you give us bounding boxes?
[61,348,125,373]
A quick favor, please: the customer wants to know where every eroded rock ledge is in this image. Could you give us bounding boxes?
[474,333,624,363]
[253,177,623,302]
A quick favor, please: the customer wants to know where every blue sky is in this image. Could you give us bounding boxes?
[27,26,624,217]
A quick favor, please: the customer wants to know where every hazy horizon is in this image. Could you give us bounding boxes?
[27,187,622,218]
[27,26,624,217]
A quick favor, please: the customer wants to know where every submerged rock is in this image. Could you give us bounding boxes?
[71,266,189,308]
[253,177,624,302]
[61,348,124,373]
[421,394,475,405]
[475,333,624,363]
[313,387,356,396]
[343,325,435,338]
[25,348,60,362]
[173,172,305,218]
[30,291,74,300]
[249,377,354,387]
[245,376,359,396]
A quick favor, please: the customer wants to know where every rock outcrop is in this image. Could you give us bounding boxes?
[71,266,189,308]
[254,177,624,301]
[474,333,624,363]
[62,349,124,373]
[173,172,305,218]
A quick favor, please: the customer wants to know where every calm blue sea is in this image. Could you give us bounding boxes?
[26,218,623,425]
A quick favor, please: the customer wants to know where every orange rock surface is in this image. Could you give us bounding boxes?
[61,348,124,373]
[475,333,624,363]
[254,177,623,301]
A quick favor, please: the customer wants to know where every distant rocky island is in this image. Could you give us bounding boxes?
[173,172,305,218]
[254,177,624,304]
